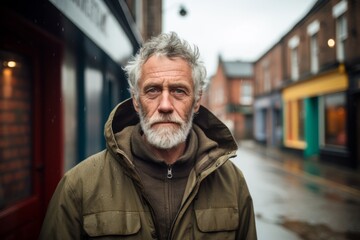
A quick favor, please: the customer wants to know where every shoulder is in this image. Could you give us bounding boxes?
[218,160,247,183]
[207,159,251,199]
[61,150,119,190]
[56,149,132,204]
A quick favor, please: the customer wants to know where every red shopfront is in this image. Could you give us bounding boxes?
[0,9,63,239]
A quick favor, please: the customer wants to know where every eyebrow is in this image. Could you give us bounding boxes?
[168,83,191,89]
[142,81,192,90]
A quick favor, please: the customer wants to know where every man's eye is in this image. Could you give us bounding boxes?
[145,87,161,97]
[172,88,186,95]
[147,88,158,93]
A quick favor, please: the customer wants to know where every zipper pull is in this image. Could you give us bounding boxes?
[167,165,173,179]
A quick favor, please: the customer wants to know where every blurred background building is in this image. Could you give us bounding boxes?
[253,0,360,169]
[204,0,360,171]
[204,57,254,140]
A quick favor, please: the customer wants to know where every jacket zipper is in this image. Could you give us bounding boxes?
[167,164,173,179]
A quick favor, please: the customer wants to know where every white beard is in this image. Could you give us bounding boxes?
[138,107,194,149]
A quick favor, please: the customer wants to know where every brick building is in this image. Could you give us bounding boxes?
[253,0,360,168]
[206,56,254,140]
[254,43,284,146]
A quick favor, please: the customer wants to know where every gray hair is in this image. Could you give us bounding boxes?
[123,32,207,102]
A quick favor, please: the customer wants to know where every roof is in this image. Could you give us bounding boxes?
[223,61,254,78]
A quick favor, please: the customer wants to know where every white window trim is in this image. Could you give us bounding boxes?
[288,35,300,49]
[307,20,320,74]
[288,35,300,81]
[290,47,299,81]
[240,82,253,105]
[307,20,320,36]
[310,34,319,74]
[336,15,347,62]
[332,0,348,18]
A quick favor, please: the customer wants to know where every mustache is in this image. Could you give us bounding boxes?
[147,114,183,125]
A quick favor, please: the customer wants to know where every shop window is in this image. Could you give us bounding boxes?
[285,99,306,149]
[286,101,292,140]
[274,108,282,144]
[298,99,305,141]
[62,49,78,171]
[0,51,32,209]
[85,67,103,157]
[323,92,346,147]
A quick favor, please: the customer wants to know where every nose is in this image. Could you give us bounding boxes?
[158,91,174,113]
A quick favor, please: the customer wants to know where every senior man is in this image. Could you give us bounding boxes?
[40,32,257,240]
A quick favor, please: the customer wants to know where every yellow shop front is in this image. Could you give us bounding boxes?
[282,65,348,159]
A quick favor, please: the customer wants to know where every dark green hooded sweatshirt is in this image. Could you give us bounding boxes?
[39,98,257,240]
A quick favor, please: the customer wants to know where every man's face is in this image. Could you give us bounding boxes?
[133,55,201,149]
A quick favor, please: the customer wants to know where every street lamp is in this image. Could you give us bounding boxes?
[164,3,188,17]
[179,5,187,16]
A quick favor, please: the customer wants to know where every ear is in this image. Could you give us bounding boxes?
[132,96,140,113]
[193,93,202,113]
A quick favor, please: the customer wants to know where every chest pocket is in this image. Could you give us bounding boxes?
[83,211,140,237]
[195,208,239,232]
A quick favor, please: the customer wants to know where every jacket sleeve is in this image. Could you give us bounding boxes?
[39,173,83,240]
[235,167,258,240]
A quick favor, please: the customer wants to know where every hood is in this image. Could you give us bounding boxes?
[104,98,238,160]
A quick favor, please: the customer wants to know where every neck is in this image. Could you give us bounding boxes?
[145,139,186,165]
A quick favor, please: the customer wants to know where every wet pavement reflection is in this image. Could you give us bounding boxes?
[232,141,360,240]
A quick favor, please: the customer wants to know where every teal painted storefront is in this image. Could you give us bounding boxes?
[304,97,319,158]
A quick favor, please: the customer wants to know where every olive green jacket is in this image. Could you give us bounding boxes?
[39,99,257,240]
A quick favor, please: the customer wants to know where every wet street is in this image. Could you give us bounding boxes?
[232,142,360,240]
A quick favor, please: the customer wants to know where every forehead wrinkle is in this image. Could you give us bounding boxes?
[144,68,190,77]
[140,55,194,88]
[142,78,192,90]
[142,70,192,85]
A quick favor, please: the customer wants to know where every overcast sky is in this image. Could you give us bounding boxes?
[162,0,317,77]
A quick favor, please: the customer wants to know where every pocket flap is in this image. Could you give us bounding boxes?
[195,208,239,232]
[84,211,140,237]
